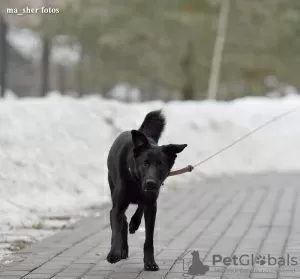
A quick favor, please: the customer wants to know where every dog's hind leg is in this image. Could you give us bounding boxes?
[143,202,159,271]
[129,204,143,234]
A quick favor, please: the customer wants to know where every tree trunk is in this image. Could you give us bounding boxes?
[57,64,66,95]
[41,36,51,97]
[207,0,230,100]
[77,43,85,97]
[0,14,7,97]
[181,41,195,100]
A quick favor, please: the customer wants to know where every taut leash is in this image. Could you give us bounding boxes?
[168,105,300,177]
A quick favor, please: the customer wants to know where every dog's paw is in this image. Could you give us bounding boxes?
[129,217,141,234]
[107,248,123,264]
[144,260,159,271]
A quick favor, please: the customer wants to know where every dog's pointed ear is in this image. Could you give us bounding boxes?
[162,144,187,165]
[131,130,149,148]
[162,144,187,155]
[131,130,150,156]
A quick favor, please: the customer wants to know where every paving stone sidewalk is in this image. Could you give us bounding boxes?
[1,172,300,279]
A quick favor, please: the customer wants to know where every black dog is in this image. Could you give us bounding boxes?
[106,110,187,271]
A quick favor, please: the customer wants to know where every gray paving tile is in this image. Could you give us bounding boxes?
[23,274,54,279]
[0,173,299,279]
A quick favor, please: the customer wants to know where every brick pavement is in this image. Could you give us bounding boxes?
[1,172,300,279]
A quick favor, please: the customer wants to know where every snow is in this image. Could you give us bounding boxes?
[0,93,300,259]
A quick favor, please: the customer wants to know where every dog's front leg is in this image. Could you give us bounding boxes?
[143,202,159,271]
[129,204,143,234]
[107,201,128,264]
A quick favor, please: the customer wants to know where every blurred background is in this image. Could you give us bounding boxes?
[1,0,300,101]
[1,0,300,260]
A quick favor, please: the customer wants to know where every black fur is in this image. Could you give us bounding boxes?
[106,110,187,271]
[138,110,166,143]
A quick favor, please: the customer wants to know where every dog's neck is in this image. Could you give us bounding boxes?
[128,167,135,178]
[128,158,140,182]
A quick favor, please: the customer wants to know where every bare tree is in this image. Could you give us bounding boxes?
[0,13,7,97]
[207,0,230,100]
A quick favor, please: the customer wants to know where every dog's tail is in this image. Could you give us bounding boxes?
[138,110,166,143]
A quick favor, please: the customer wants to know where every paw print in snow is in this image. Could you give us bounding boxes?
[256,255,266,265]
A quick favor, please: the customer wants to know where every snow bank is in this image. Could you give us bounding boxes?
[0,95,300,230]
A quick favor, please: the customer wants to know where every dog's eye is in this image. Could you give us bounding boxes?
[143,160,149,167]
[157,161,162,167]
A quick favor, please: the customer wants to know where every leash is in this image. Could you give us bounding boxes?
[168,105,300,177]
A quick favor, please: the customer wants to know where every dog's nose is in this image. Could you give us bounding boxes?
[145,179,158,191]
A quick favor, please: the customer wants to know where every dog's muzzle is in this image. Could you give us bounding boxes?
[144,179,159,192]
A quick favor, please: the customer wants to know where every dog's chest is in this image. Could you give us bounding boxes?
[126,182,143,204]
